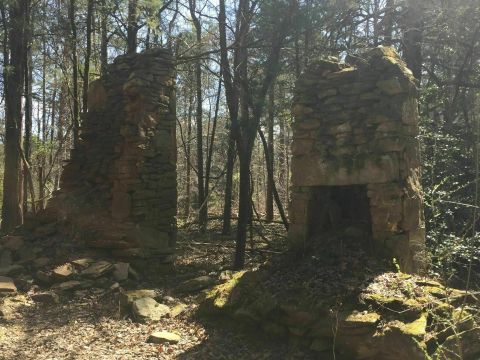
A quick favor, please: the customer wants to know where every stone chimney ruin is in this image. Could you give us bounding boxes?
[46,48,177,271]
[288,47,425,273]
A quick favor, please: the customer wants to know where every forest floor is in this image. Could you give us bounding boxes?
[0,220,319,360]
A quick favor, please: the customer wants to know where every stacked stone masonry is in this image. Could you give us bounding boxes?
[47,48,177,266]
[289,47,425,273]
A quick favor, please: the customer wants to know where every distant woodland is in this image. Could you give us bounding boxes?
[0,0,479,274]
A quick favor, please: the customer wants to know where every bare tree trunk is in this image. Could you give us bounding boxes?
[234,0,296,269]
[69,0,80,147]
[265,85,274,222]
[100,0,108,74]
[372,0,380,46]
[382,0,395,46]
[127,0,138,54]
[38,43,47,210]
[258,129,289,230]
[233,0,251,269]
[167,0,179,50]
[184,93,193,219]
[48,87,57,175]
[205,78,222,206]
[189,0,207,232]
[23,1,32,215]
[82,0,93,113]
[219,0,239,236]
[55,84,67,189]
[2,0,27,232]
[402,0,424,80]
[222,139,235,234]
[218,0,296,268]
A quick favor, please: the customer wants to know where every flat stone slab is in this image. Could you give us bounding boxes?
[175,276,216,294]
[81,261,113,278]
[147,331,181,344]
[132,297,170,322]
[0,276,17,292]
[53,263,75,279]
[51,280,84,291]
[120,289,157,306]
[71,258,94,269]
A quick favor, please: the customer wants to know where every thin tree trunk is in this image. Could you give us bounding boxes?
[167,0,178,49]
[402,0,424,80]
[219,0,239,236]
[100,0,108,74]
[56,84,67,189]
[372,0,380,46]
[222,139,235,234]
[258,128,289,230]
[127,0,138,54]
[82,0,93,113]
[265,85,275,222]
[189,0,207,231]
[234,155,251,268]
[69,0,80,147]
[278,83,287,204]
[382,0,395,46]
[2,0,27,232]
[234,0,296,269]
[39,44,47,210]
[185,92,193,219]
[205,78,222,204]
[23,1,32,215]
[233,0,251,269]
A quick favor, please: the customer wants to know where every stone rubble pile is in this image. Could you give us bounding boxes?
[0,233,215,327]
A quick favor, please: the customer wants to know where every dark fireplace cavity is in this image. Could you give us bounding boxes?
[307,186,372,252]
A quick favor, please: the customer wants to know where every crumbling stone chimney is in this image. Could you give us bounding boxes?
[289,47,425,273]
[46,48,177,270]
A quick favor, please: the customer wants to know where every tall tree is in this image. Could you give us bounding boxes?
[2,0,29,232]
[69,0,80,146]
[188,0,207,231]
[220,0,297,268]
[23,0,33,215]
[127,0,138,54]
[100,0,108,73]
[218,0,239,235]
[382,0,395,46]
[265,85,274,222]
[82,0,93,113]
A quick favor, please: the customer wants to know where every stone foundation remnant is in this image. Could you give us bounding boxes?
[46,48,177,268]
[288,47,425,273]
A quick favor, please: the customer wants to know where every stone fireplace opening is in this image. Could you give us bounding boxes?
[307,185,372,252]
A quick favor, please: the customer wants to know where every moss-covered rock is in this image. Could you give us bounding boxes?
[199,268,478,360]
